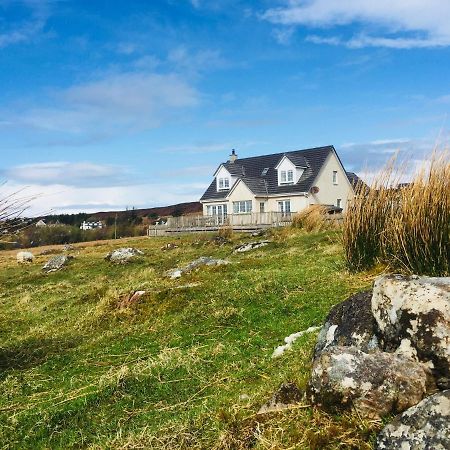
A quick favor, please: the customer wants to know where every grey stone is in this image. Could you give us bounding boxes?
[105,247,144,264]
[314,291,379,358]
[372,274,450,388]
[376,390,450,450]
[234,240,271,253]
[258,382,302,414]
[165,256,230,279]
[17,251,34,263]
[43,255,73,272]
[308,346,434,419]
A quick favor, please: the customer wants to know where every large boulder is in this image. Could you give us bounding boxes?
[17,251,34,263]
[165,256,230,279]
[314,291,379,358]
[376,390,450,450]
[308,346,434,419]
[43,255,73,273]
[372,275,450,388]
[105,248,144,264]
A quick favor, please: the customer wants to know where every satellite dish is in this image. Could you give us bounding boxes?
[310,186,320,194]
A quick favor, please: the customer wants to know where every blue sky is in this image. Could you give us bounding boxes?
[1,0,450,214]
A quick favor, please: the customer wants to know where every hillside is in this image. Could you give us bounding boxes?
[0,230,382,449]
[87,201,202,221]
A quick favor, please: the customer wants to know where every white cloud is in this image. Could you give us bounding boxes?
[4,71,199,138]
[263,1,450,48]
[1,161,134,187]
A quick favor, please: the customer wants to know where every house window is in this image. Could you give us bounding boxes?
[233,200,252,214]
[280,170,294,184]
[278,200,291,214]
[207,204,227,216]
[259,202,265,213]
[336,199,342,208]
[218,178,230,190]
[332,171,338,184]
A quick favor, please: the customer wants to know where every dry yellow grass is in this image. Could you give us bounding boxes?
[292,205,339,232]
[343,150,449,275]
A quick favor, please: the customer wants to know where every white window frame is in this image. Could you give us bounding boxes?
[336,198,342,208]
[259,202,265,213]
[332,171,338,185]
[218,178,230,190]
[233,200,252,214]
[279,169,294,185]
[207,204,228,216]
[278,200,291,214]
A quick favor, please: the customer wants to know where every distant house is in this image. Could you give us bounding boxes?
[80,221,104,230]
[200,146,360,217]
[35,219,47,228]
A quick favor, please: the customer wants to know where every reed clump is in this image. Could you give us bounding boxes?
[343,151,449,276]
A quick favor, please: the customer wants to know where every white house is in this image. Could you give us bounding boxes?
[80,221,104,230]
[200,146,359,219]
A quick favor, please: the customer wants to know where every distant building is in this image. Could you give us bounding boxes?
[80,221,104,230]
[35,219,47,228]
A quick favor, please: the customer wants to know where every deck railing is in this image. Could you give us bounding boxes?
[149,212,294,235]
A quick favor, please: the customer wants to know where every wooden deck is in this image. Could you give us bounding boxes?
[148,212,293,236]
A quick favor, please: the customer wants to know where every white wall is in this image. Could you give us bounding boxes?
[266,195,309,213]
[308,151,353,210]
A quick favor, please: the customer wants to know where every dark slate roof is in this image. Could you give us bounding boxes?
[201,145,353,201]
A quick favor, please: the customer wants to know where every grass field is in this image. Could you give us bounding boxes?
[0,229,383,449]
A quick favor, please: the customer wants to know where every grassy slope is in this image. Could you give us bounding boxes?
[0,230,382,449]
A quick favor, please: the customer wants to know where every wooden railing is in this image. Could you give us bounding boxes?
[149,212,294,234]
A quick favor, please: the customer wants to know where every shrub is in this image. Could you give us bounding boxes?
[343,151,449,275]
[292,205,336,232]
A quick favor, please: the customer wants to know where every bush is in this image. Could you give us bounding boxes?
[292,205,337,232]
[343,151,449,275]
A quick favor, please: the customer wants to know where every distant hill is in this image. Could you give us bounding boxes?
[86,201,202,221]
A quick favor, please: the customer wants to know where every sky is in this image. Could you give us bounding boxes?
[1,0,450,215]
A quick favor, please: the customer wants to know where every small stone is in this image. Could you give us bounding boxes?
[105,248,144,264]
[234,241,271,253]
[17,251,34,263]
[161,243,178,251]
[43,255,73,273]
[258,382,302,414]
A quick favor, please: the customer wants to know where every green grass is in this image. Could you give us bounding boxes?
[0,230,382,449]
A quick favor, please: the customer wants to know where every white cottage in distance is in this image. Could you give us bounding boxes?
[200,145,359,219]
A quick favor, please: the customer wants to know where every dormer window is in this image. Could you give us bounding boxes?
[218,177,230,190]
[280,170,294,184]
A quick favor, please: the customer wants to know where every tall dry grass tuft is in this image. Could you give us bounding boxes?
[343,151,450,275]
[292,205,338,232]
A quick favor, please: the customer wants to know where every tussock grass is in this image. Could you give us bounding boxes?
[292,205,341,232]
[343,151,450,275]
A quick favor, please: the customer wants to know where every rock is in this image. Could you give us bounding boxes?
[63,244,75,251]
[16,251,34,263]
[38,248,59,256]
[314,291,379,358]
[212,235,231,246]
[376,390,450,450]
[372,274,450,388]
[272,326,321,358]
[165,256,230,279]
[117,290,146,309]
[258,382,302,414]
[105,247,144,264]
[161,243,178,251]
[234,240,271,253]
[251,230,266,237]
[43,255,73,273]
[308,346,434,419]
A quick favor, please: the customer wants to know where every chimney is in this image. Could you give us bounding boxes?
[229,149,237,163]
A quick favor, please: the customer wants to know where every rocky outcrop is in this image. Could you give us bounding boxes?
[314,291,379,358]
[43,255,73,272]
[165,256,230,279]
[258,382,302,414]
[372,275,450,389]
[234,241,270,253]
[105,248,144,264]
[17,251,34,263]
[376,390,450,449]
[308,346,434,419]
